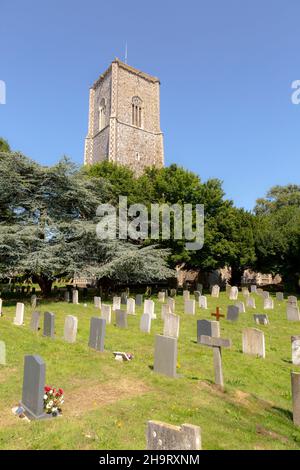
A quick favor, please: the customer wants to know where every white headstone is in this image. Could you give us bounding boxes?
[158,292,166,303]
[292,336,300,365]
[140,313,151,333]
[14,302,24,325]
[211,285,220,298]
[126,298,136,315]
[250,285,257,294]
[101,304,112,324]
[64,315,78,343]
[264,298,274,310]
[247,297,256,309]
[167,297,175,313]
[163,313,180,339]
[72,289,79,304]
[183,290,190,301]
[229,287,238,301]
[161,304,171,321]
[199,295,208,309]
[94,296,101,308]
[235,301,246,313]
[144,299,156,319]
[242,328,265,358]
[287,305,300,321]
[184,299,195,315]
[112,296,121,311]
[276,292,284,302]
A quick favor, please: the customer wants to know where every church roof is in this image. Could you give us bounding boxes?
[91,58,160,89]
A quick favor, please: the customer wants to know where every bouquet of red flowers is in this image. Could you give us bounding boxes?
[43,386,64,416]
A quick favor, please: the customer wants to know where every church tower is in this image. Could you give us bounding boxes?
[84,58,164,174]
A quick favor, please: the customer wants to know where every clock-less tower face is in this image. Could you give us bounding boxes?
[84,59,164,175]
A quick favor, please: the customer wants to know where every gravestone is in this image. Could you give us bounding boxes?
[94,296,101,309]
[183,290,190,301]
[161,304,171,321]
[197,319,220,344]
[146,421,201,450]
[136,294,143,306]
[64,315,78,343]
[250,285,257,294]
[163,313,180,339]
[140,313,151,333]
[31,295,37,309]
[194,291,201,302]
[197,283,203,294]
[121,293,127,305]
[242,328,265,358]
[227,305,239,322]
[288,296,298,306]
[0,298,2,316]
[101,304,112,324]
[276,292,284,302]
[291,372,300,426]
[256,288,264,296]
[242,287,249,297]
[199,295,208,310]
[184,299,195,315]
[262,291,270,299]
[291,336,300,365]
[115,309,128,329]
[287,305,300,321]
[247,297,256,309]
[167,297,175,313]
[229,287,239,301]
[235,301,246,313]
[127,298,136,315]
[14,302,24,326]
[154,335,177,378]
[0,341,6,365]
[170,289,177,297]
[72,289,79,304]
[64,291,70,303]
[158,292,165,302]
[144,299,155,319]
[88,317,106,352]
[112,296,121,311]
[20,355,46,420]
[211,285,220,298]
[253,314,269,325]
[199,335,231,389]
[43,312,55,338]
[264,298,274,310]
[30,311,40,332]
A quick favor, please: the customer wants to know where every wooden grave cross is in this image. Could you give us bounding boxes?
[211,307,224,322]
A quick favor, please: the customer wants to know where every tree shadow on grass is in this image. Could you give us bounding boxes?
[271,406,293,422]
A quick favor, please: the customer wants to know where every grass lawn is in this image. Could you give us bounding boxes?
[0,291,300,450]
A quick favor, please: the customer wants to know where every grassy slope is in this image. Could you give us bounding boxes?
[0,291,300,450]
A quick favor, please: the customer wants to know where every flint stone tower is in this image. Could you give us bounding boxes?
[84,58,164,174]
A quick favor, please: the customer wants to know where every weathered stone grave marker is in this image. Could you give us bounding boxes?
[247,297,256,309]
[115,309,128,329]
[264,298,274,310]
[158,292,165,302]
[154,335,177,378]
[140,313,151,333]
[242,328,265,358]
[88,317,106,352]
[43,312,55,338]
[199,335,231,389]
[235,301,246,313]
[101,304,112,324]
[64,315,78,343]
[163,312,180,339]
[199,295,208,309]
[184,299,195,315]
[229,286,238,301]
[144,299,155,319]
[197,319,220,344]
[94,296,101,309]
[30,311,40,332]
[287,305,300,321]
[146,421,201,450]
[20,355,46,420]
[292,336,300,365]
[127,298,136,315]
[291,372,300,426]
[72,289,79,304]
[253,314,269,325]
[227,305,239,322]
[0,341,6,365]
[14,302,24,326]
[211,285,220,298]
[136,294,143,306]
[112,296,121,311]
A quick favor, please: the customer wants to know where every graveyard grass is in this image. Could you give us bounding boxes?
[1,292,300,450]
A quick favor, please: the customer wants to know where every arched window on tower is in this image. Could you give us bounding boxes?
[132,96,143,127]
[99,98,106,131]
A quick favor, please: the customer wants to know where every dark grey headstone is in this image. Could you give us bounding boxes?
[197,319,220,343]
[88,317,106,352]
[227,305,239,322]
[30,311,41,332]
[136,294,143,306]
[121,293,127,305]
[43,312,55,337]
[21,355,46,420]
[154,335,177,378]
[116,309,128,328]
[194,291,201,302]
[253,314,269,325]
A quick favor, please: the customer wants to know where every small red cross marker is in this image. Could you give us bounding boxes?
[211,307,224,321]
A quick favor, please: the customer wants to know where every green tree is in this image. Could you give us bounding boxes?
[255,185,300,291]
[0,138,11,153]
[0,154,174,295]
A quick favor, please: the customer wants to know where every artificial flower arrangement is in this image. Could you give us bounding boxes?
[43,386,64,417]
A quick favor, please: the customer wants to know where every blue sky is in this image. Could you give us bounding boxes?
[1,0,299,210]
